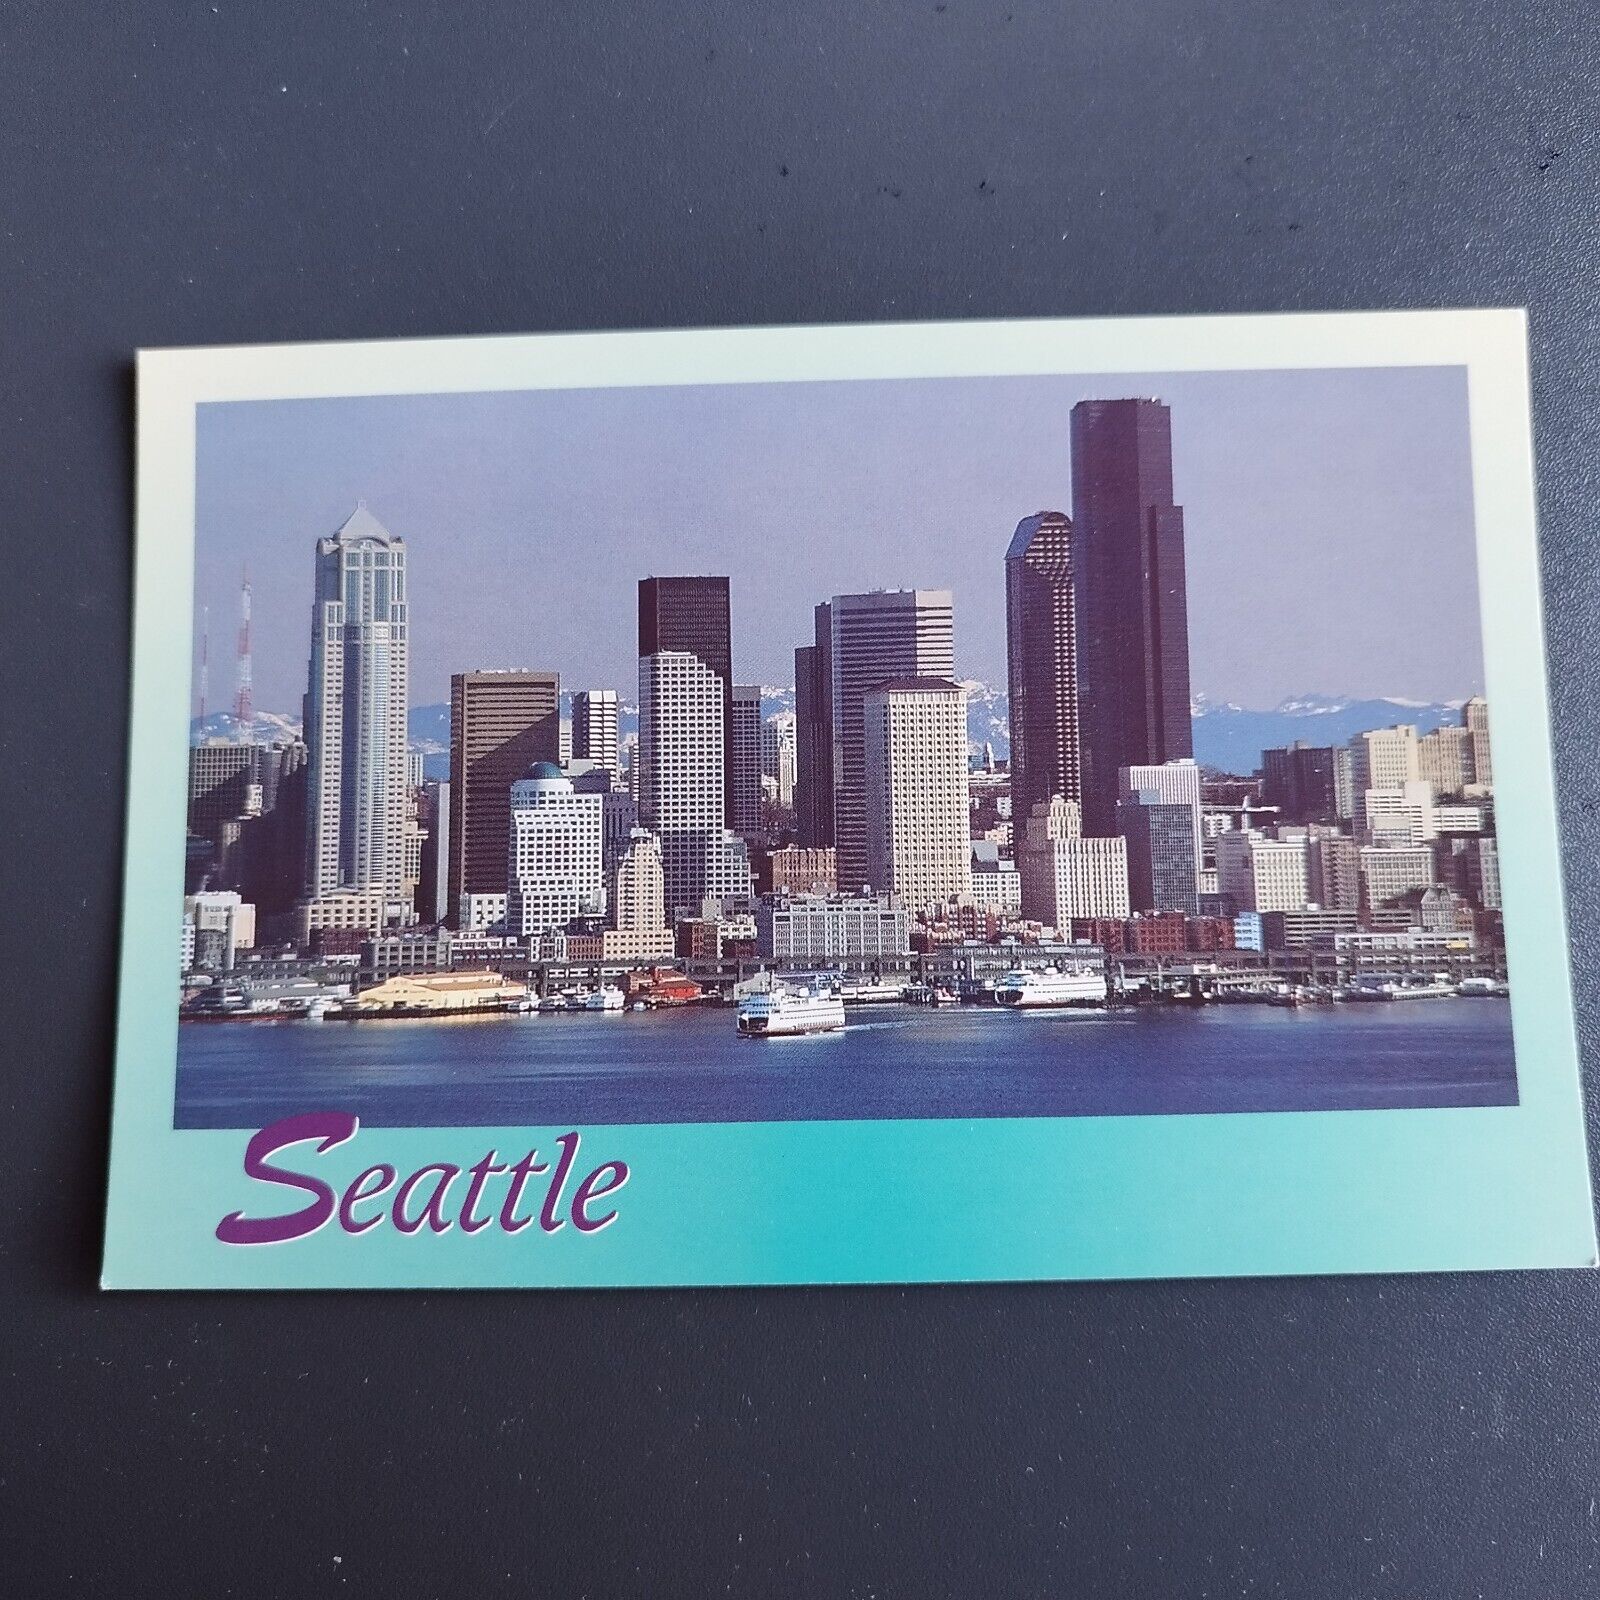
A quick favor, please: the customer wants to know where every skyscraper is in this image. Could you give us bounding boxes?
[828,589,956,892]
[793,603,834,846]
[637,649,752,919]
[762,712,797,809]
[862,677,971,912]
[1261,742,1340,823]
[506,762,604,937]
[571,688,620,777]
[447,670,561,926]
[1005,511,1081,830]
[731,683,765,836]
[301,504,412,923]
[638,576,734,824]
[1070,399,1193,836]
[1116,790,1200,915]
[1462,697,1493,788]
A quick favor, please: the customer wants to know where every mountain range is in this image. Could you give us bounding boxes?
[197,689,1464,780]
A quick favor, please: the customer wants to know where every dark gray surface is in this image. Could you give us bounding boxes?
[3,2,1599,1594]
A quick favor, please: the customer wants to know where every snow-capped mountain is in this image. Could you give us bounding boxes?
[209,686,1467,784]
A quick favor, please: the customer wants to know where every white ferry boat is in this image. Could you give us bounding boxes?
[584,987,626,1012]
[993,966,1108,1009]
[736,982,848,1038]
[836,977,907,1005]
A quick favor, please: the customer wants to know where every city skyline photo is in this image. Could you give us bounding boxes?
[191,364,1484,719]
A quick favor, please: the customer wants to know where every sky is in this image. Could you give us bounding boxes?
[192,364,1483,714]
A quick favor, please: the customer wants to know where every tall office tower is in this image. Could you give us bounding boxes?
[188,741,265,855]
[1462,697,1493,788]
[638,649,752,918]
[828,589,956,892]
[1016,794,1129,928]
[1261,742,1341,822]
[301,505,412,917]
[1005,511,1081,830]
[241,740,308,916]
[731,683,765,835]
[447,670,560,927]
[861,678,972,913]
[1116,789,1200,915]
[793,605,834,845]
[613,829,667,934]
[1348,725,1421,792]
[506,762,605,937]
[1070,398,1193,836]
[415,778,451,925]
[1308,831,1362,913]
[638,576,734,823]
[762,711,797,809]
[1213,831,1311,913]
[1119,758,1202,885]
[1418,725,1472,798]
[571,688,621,777]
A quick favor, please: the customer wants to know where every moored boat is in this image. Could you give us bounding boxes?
[993,966,1108,1009]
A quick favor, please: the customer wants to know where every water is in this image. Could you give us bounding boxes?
[174,999,1517,1129]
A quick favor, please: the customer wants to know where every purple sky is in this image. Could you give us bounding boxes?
[193,364,1483,712]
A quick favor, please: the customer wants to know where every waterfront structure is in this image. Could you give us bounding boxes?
[828,589,956,890]
[1004,511,1081,828]
[1016,795,1130,928]
[571,688,620,777]
[1070,398,1193,836]
[793,605,835,847]
[1359,843,1436,913]
[1348,724,1420,793]
[862,677,971,912]
[1261,742,1340,823]
[1463,697,1493,788]
[762,712,797,810]
[300,505,413,934]
[352,971,527,1013]
[754,893,911,961]
[1116,788,1199,915]
[447,669,561,927]
[639,576,734,823]
[1213,830,1311,913]
[731,683,765,835]
[637,649,752,918]
[506,762,605,938]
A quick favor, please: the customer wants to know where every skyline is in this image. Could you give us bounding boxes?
[192,364,1484,713]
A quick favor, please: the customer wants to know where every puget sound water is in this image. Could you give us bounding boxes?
[174,998,1517,1129]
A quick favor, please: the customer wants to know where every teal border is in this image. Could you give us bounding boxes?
[102,311,1597,1289]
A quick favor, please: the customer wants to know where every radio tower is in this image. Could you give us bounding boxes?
[197,605,210,738]
[232,568,253,738]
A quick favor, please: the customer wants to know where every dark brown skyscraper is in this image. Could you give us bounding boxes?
[792,601,834,847]
[1004,511,1080,832]
[1070,398,1193,836]
[638,576,733,824]
[447,670,560,925]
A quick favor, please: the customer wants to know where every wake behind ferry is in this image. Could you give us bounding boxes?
[993,966,1109,1009]
[736,980,848,1038]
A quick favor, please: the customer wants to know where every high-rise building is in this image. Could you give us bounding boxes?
[1070,398,1193,836]
[639,576,733,823]
[1016,795,1129,927]
[1261,742,1340,823]
[1116,789,1199,915]
[1418,725,1472,798]
[415,778,451,925]
[761,712,797,810]
[1359,843,1436,914]
[301,505,412,928]
[506,762,604,937]
[862,677,971,913]
[637,649,752,919]
[1005,510,1081,829]
[1462,697,1493,788]
[793,605,834,846]
[1348,725,1420,792]
[571,688,620,777]
[447,670,560,927]
[731,683,765,836]
[828,589,956,891]
[1119,759,1202,885]
[1308,831,1362,912]
[1213,831,1311,913]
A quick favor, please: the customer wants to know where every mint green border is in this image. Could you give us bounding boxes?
[102,311,1596,1289]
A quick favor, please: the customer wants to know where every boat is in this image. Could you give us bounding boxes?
[1458,976,1510,997]
[1343,978,1458,1002]
[536,994,568,1014]
[992,966,1108,1009]
[736,981,847,1038]
[837,977,907,1005]
[304,997,334,1022]
[583,987,626,1012]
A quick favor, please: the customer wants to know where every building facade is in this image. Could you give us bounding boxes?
[1017,794,1130,927]
[506,762,604,937]
[1213,830,1311,913]
[1117,789,1200,914]
[755,893,911,961]
[731,683,765,836]
[571,688,620,777]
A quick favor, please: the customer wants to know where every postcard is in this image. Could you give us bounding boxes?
[103,310,1595,1288]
